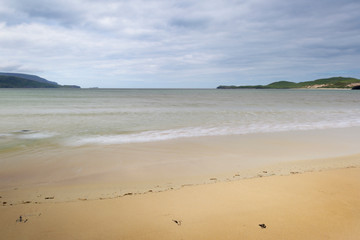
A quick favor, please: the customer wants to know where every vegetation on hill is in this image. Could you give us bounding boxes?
[0,72,59,85]
[0,75,60,88]
[217,77,360,89]
[0,73,80,88]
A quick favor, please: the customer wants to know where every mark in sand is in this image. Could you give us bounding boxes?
[259,223,267,229]
[45,196,55,200]
[172,219,182,226]
[16,215,28,223]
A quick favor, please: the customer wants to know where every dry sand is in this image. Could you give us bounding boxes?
[1,167,360,240]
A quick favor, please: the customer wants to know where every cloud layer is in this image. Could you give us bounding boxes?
[1,0,359,87]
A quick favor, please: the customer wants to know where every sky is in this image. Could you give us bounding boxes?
[0,0,360,88]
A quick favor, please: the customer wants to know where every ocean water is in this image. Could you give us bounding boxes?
[1,88,360,152]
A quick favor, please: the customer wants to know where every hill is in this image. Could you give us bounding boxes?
[0,72,59,85]
[217,77,360,89]
[0,75,60,88]
[0,73,80,88]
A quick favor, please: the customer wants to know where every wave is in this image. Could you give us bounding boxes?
[16,132,57,140]
[67,118,360,146]
[0,131,58,140]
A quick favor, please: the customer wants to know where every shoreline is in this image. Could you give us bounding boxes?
[1,127,360,204]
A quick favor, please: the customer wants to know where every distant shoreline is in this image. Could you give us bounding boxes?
[217,76,360,90]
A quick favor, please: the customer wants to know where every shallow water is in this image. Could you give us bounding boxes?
[1,88,360,151]
[1,88,360,200]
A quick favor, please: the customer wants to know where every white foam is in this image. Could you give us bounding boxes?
[16,132,57,140]
[0,133,14,138]
[67,118,360,146]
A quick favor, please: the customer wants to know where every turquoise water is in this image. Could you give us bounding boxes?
[1,88,360,150]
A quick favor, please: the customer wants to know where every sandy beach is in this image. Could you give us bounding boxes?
[1,128,360,202]
[1,166,360,240]
[1,127,360,239]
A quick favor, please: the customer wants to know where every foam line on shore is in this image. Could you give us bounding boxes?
[67,119,360,146]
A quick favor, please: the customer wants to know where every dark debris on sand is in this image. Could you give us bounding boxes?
[16,215,28,223]
[172,219,182,226]
[259,223,267,229]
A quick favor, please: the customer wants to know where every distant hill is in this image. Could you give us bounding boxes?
[0,75,60,88]
[217,77,360,89]
[0,72,59,85]
[0,72,80,88]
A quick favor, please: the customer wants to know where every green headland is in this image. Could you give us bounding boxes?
[217,77,360,90]
[0,72,80,88]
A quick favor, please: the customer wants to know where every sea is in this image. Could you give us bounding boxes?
[1,88,360,153]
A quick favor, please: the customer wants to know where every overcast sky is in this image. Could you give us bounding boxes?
[0,0,359,88]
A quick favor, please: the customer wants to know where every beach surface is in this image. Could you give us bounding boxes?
[1,128,360,203]
[1,166,360,240]
[1,88,360,239]
[1,128,360,239]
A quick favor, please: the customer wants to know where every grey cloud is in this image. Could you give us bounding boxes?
[0,62,42,73]
[169,17,210,30]
[1,0,84,26]
[0,0,359,87]
[0,63,24,72]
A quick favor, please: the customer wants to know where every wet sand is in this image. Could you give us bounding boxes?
[1,127,360,203]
